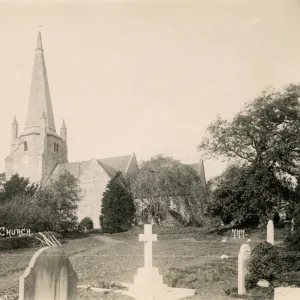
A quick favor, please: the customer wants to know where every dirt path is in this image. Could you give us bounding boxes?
[70,235,124,258]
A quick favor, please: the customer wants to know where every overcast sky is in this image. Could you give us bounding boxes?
[0,0,300,179]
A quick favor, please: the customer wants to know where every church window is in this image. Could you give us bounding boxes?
[24,141,28,151]
[54,143,59,153]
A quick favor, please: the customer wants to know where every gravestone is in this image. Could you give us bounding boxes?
[128,224,195,300]
[129,224,167,300]
[267,220,274,245]
[19,246,78,300]
[274,287,300,300]
[238,243,251,295]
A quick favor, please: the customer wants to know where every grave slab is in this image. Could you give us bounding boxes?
[274,287,300,300]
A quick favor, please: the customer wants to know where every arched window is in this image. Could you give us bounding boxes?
[24,141,28,151]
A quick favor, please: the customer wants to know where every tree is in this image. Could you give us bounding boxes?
[100,172,135,233]
[34,171,81,232]
[0,171,81,232]
[208,164,294,226]
[0,174,38,202]
[198,84,300,177]
[128,155,208,225]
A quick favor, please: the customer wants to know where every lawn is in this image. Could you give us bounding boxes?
[0,226,272,300]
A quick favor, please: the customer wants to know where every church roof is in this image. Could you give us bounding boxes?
[97,154,133,174]
[24,32,56,135]
[44,154,135,186]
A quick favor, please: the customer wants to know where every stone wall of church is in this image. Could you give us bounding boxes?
[77,160,111,229]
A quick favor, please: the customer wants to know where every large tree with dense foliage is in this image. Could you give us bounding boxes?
[209,164,294,226]
[198,84,300,177]
[128,155,208,225]
[198,84,300,225]
[100,172,135,233]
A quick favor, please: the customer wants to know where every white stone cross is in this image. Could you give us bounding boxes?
[139,224,157,269]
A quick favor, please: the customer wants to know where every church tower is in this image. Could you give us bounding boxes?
[5,32,68,185]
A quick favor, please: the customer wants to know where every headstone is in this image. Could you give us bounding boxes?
[267,220,274,245]
[274,287,300,300]
[238,243,251,295]
[19,246,78,300]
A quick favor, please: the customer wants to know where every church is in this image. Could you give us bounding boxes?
[4,32,206,228]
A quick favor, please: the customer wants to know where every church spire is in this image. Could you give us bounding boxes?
[199,159,206,186]
[24,32,56,135]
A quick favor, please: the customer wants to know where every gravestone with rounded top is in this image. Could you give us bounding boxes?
[238,243,251,295]
[267,220,274,245]
[19,246,78,300]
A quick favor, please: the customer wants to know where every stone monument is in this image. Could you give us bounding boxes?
[19,246,78,300]
[129,224,168,300]
[238,243,251,295]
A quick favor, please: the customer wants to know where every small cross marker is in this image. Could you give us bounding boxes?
[139,224,157,269]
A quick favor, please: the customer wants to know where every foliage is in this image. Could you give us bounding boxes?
[35,171,81,232]
[208,164,294,226]
[0,174,38,202]
[246,242,300,290]
[286,204,300,250]
[128,155,208,225]
[100,172,135,233]
[79,217,94,230]
[198,84,300,177]
[0,171,81,233]
[0,235,40,251]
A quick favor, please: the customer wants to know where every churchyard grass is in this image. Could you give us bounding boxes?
[0,226,275,300]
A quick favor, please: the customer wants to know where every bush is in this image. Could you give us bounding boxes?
[0,235,39,251]
[100,172,135,233]
[79,217,94,230]
[286,206,300,250]
[246,242,300,289]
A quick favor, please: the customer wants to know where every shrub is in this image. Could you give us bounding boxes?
[0,235,39,251]
[79,217,94,230]
[286,205,300,250]
[246,242,300,289]
[100,172,135,233]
